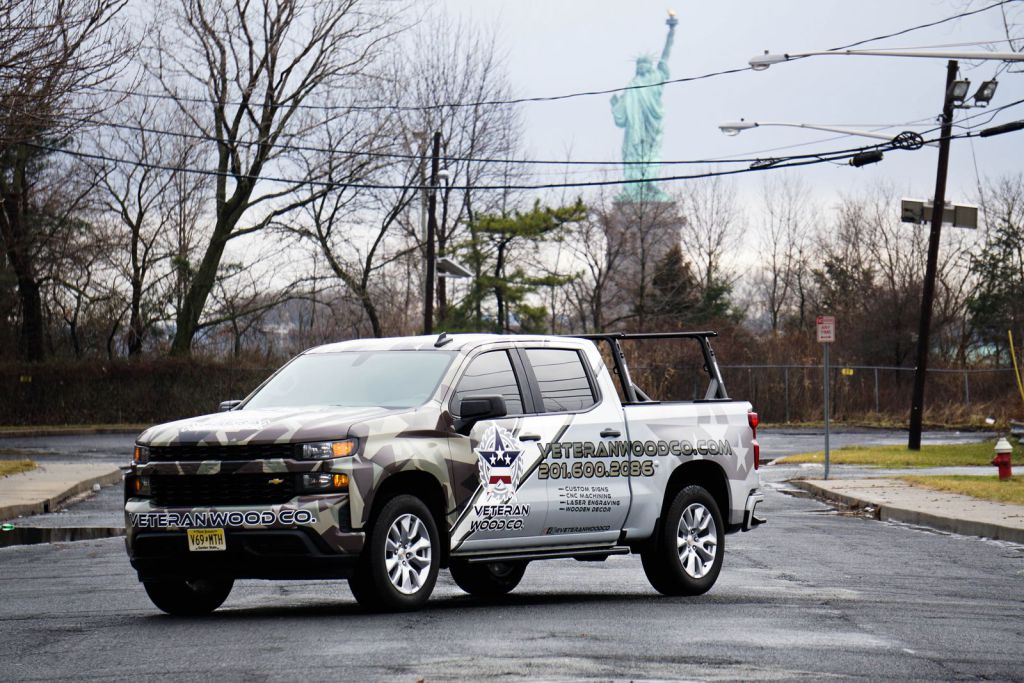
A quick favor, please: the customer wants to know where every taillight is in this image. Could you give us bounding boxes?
[748,411,760,470]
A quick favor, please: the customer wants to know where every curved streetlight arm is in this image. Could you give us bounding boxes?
[718,120,938,147]
[750,49,1024,70]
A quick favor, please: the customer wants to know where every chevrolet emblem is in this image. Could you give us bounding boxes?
[268,478,285,485]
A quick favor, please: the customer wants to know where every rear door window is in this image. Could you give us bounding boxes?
[524,348,596,413]
[451,350,525,416]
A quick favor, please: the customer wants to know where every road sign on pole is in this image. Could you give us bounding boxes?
[816,315,836,343]
[816,316,835,479]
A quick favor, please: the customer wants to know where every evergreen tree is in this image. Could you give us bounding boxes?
[650,243,699,325]
[448,200,586,332]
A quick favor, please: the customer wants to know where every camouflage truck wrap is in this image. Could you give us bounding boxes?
[125,332,764,614]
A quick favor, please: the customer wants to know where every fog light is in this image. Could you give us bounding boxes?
[301,472,348,491]
[132,476,151,497]
[300,440,355,460]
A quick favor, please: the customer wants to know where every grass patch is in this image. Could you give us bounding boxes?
[0,459,36,477]
[899,475,1024,505]
[774,440,1011,468]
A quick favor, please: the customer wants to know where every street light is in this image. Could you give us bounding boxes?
[749,49,1024,70]
[718,119,935,146]
[748,47,1024,450]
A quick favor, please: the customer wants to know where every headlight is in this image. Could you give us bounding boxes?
[133,445,150,465]
[299,440,355,460]
[300,473,349,491]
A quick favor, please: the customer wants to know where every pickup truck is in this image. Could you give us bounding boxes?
[124,331,764,613]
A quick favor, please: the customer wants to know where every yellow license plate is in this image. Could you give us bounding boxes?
[187,528,226,552]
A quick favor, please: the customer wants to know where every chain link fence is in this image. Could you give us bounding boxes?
[703,364,1014,423]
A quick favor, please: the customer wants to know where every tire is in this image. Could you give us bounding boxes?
[348,494,440,612]
[449,560,527,597]
[142,578,233,616]
[641,485,724,596]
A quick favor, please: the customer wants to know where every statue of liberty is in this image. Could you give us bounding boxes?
[610,11,677,203]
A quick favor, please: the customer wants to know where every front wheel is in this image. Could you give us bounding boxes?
[349,495,440,612]
[641,485,724,596]
[142,578,233,615]
[449,560,527,597]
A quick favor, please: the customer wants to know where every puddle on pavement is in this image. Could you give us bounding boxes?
[803,507,878,518]
[0,527,125,547]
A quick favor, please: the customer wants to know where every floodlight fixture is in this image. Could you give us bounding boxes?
[972,79,998,106]
[948,79,971,104]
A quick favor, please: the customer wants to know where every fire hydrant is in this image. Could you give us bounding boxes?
[992,437,1013,481]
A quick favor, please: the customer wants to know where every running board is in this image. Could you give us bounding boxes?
[460,546,631,564]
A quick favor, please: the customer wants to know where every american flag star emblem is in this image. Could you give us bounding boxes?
[476,426,525,502]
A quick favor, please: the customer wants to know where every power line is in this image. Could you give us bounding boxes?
[56,112,933,168]
[81,0,1016,114]
[17,100,1007,171]
[31,128,1004,193]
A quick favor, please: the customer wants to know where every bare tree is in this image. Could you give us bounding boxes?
[393,14,527,330]
[753,175,816,333]
[679,175,743,295]
[147,0,397,354]
[967,174,1024,363]
[564,206,621,333]
[0,0,129,360]
[89,102,208,355]
[810,183,974,366]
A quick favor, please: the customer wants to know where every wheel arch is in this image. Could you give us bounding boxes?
[366,470,450,567]
[660,460,730,532]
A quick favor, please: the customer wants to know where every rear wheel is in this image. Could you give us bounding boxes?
[142,578,233,615]
[641,485,724,596]
[449,560,527,596]
[349,495,440,612]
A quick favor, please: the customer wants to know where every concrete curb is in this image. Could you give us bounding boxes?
[792,479,1024,544]
[0,466,123,520]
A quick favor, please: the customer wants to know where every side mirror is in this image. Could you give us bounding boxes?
[219,400,242,412]
[456,395,507,433]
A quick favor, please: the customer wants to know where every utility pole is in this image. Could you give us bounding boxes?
[423,132,441,335]
[908,60,958,450]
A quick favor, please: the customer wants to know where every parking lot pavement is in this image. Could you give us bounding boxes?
[1,478,1022,681]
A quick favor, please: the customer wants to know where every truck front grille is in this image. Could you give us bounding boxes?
[150,474,297,506]
[149,444,295,461]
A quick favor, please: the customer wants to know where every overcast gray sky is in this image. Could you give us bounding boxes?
[441,0,1023,208]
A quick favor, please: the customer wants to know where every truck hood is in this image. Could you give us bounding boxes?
[137,405,413,446]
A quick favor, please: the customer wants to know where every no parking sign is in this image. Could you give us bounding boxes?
[816,315,835,343]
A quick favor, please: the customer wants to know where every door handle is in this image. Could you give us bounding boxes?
[519,433,541,442]
[600,428,622,438]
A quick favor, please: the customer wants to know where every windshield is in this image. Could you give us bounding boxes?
[243,351,456,410]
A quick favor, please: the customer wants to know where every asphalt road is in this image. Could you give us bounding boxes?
[2,461,1022,681]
